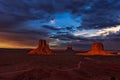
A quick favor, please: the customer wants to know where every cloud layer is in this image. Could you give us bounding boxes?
[0,0,120,50]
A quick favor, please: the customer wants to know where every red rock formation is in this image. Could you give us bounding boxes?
[87,42,111,55]
[118,52,120,55]
[28,40,54,55]
[67,45,73,50]
[65,45,75,55]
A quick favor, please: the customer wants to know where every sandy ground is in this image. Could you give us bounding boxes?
[0,49,120,80]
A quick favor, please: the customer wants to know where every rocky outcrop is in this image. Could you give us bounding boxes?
[86,42,111,55]
[117,52,120,55]
[66,45,73,51]
[28,40,54,55]
[65,45,75,55]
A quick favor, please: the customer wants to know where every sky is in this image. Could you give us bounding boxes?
[0,0,120,50]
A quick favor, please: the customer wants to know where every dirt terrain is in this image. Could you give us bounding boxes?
[0,49,120,80]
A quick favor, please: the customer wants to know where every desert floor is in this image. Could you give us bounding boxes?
[0,49,120,80]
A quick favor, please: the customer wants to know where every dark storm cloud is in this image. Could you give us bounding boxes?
[0,0,53,28]
[0,0,120,30]
[65,26,75,32]
[105,31,120,40]
[78,11,120,29]
[42,25,60,31]
[50,33,92,41]
[0,29,50,41]
[78,0,120,29]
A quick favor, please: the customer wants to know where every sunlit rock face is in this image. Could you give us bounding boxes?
[87,42,111,55]
[28,40,54,55]
[117,52,120,55]
[92,42,104,51]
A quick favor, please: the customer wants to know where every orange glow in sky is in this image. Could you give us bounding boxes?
[0,41,35,49]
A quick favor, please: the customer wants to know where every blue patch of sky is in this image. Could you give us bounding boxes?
[84,5,91,10]
[44,12,82,31]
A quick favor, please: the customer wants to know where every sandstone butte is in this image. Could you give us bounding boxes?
[28,40,54,55]
[65,44,75,55]
[77,42,113,56]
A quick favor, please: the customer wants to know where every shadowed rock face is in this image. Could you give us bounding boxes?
[65,45,75,55]
[67,45,73,51]
[87,42,111,55]
[28,40,54,55]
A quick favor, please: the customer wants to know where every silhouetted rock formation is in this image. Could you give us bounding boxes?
[28,40,54,55]
[65,45,75,55]
[87,42,111,55]
[66,45,73,51]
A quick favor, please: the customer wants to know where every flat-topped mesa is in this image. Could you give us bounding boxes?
[86,42,111,55]
[28,40,54,55]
